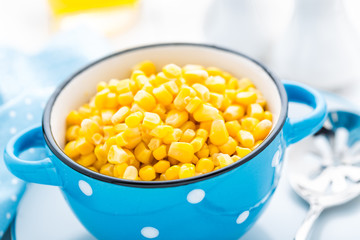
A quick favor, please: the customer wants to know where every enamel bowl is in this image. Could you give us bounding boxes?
[4,43,327,240]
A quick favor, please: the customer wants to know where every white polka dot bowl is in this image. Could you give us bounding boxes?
[4,43,327,240]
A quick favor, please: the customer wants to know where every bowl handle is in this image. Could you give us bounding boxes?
[4,125,62,186]
[283,80,327,146]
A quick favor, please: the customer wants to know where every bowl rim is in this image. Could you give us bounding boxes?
[43,42,288,188]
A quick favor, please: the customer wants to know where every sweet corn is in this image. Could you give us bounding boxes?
[65,61,273,181]
[165,110,188,128]
[196,158,214,173]
[153,85,173,106]
[165,165,180,180]
[210,120,229,146]
[248,103,264,120]
[253,119,272,140]
[236,91,257,106]
[133,60,156,77]
[223,105,245,121]
[134,90,156,111]
[114,163,128,178]
[235,146,251,158]
[123,166,138,180]
[219,136,237,155]
[179,163,196,179]
[139,165,156,181]
[153,145,167,160]
[237,130,255,148]
[143,112,161,129]
[168,142,194,163]
[153,160,170,173]
[163,63,181,78]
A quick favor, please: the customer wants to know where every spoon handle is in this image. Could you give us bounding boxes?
[295,204,324,240]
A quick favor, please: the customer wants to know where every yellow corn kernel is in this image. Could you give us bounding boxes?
[237,130,255,148]
[168,157,179,165]
[191,155,199,164]
[107,79,120,92]
[150,125,173,139]
[117,92,134,106]
[231,155,241,162]
[225,89,237,102]
[209,120,229,146]
[64,141,80,159]
[225,120,241,138]
[80,119,100,137]
[180,129,196,142]
[77,153,97,167]
[196,158,214,173]
[190,137,205,152]
[123,129,142,149]
[150,72,170,86]
[94,88,110,109]
[238,78,254,90]
[116,79,132,94]
[143,112,161,130]
[129,158,140,169]
[209,93,224,109]
[196,128,209,139]
[165,165,180,180]
[235,146,252,158]
[253,119,272,141]
[134,74,147,89]
[97,81,107,92]
[219,136,237,155]
[100,110,114,125]
[134,142,153,164]
[115,132,128,147]
[217,154,233,168]
[227,77,238,89]
[113,163,128,178]
[206,66,223,77]
[133,60,156,77]
[148,138,162,151]
[105,92,118,109]
[209,144,220,155]
[87,166,99,172]
[163,81,179,95]
[223,105,245,121]
[241,117,259,132]
[130,103,146,114]
[91,133,103,145]
[196,143,210,158]
[185,96,202,113]
[125,112,144,128]
[180,121,196,132]
[131,69,145,81]
[154,160,170,173]
[65,125,80,141]
[105,136,117,149]
[153,145,167,160]
[165,109,188,128]
[236,91,257,106]
[179,163,196,179]
[183,64,204,72]
[75,138,94,155]
[78,105,92,118]
[198,121,211,133]
[192,83,210,102]
[252,140,263,150]
[134,90,156,111]
[193,104,221,122]
[205,76,226,93]
[112,123,126,133]
[168,142,194,163]
[163,63,182,78]
[153,85,173,106]
[183,69,208,84]
[264,111,273,121]
[163,128,183,144]
[173,87,191,110]
[94,145,107,164]
[100,163,114,176]
[111,106,130,124]
[123,165,138,180]
[108,145,131,164]
[66,110,83,126]
[248,103,264,120]
[139,165,156,181]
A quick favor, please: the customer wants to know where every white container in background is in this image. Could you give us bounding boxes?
[270,0,360,90]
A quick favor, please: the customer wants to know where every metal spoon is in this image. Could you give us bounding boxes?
[288,111,360,240]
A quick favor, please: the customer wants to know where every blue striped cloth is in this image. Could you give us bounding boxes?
[0,28,109,238]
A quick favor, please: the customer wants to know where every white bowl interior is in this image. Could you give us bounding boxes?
[51,45,282,148]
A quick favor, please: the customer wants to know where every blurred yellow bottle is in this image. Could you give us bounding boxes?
[48,0,139,36]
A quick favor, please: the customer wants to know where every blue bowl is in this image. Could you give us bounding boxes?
[4,43,327,240]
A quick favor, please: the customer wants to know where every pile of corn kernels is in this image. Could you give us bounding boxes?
[64,61,273,181]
